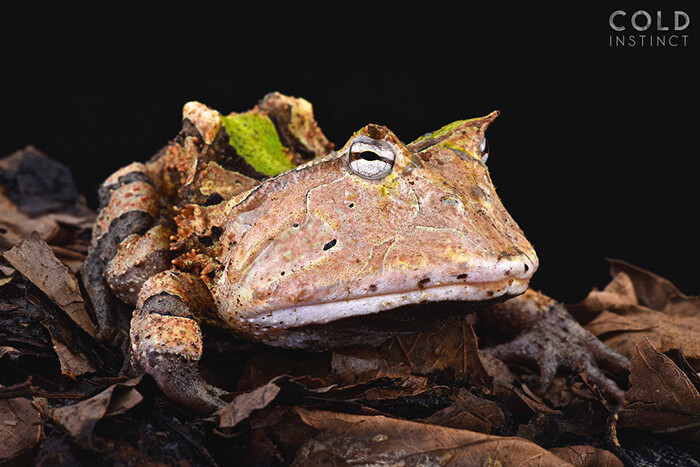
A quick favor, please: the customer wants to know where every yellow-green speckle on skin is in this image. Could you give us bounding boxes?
[378,172,401,197]
[221,113,296,176]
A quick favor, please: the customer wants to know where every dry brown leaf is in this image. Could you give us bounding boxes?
[215,377,283,428]
[608,259,698,312]
[329,348,430,400]
[0,396,43,462]
[291,407,574,466]
[419,387,505,434]
[574,259,700,363]
[3,231,97,338]
[0,346,21,360]
[620,337,700,442]
[0,147,95,274]
[52,377,143,449]
[325,318,492,407]
[382,318,489,383]
[549,445,623,467]
[45,326,98,378]
[0,190,93,254]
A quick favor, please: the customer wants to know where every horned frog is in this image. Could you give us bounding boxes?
[81,93,626,413]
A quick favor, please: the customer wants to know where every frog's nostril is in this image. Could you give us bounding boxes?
[520,253,538,278]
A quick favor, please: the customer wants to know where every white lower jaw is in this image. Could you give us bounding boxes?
[246,278,529,334]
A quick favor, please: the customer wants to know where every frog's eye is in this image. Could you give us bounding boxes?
[479,137,489,163]
[348,138,395,180]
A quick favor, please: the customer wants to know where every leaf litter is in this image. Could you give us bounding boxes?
[1,148,699,465]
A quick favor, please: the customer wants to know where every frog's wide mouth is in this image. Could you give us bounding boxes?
[244,276,529,334]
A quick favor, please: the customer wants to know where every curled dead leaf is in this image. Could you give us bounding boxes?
[0,147,95,273]
[3,231,97,339]
[419,387,505,434]
[45,326,98,378]
[575,259,700,366]
[52,377,143,449]
[215,376,283,428]
[620,337,700,442]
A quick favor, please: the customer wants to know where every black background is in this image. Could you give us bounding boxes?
[2,7,698,303]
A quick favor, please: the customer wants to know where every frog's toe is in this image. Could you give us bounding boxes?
[577,359,626,403]
[144,353,228,413]
[482,334,558,392]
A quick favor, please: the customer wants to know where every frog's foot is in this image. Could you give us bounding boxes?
[481,289,629,403]
[131,270,228,414]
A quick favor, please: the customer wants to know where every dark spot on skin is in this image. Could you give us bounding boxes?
[211,225,223,238]
[456,273,469,280]
[203,193,224,206]
[487,290,495,297]
[417,277,430,289]
[368,284,377,292]
[323,239,337,251]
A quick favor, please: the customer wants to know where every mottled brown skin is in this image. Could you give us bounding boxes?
[81,93,334,411]
[81,93,628,413]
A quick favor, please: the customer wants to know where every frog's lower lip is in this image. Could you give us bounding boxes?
[247,277,529,332]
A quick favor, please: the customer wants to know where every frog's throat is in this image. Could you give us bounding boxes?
[244,276,529,334]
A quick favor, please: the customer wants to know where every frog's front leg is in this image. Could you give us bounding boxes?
[131,270,228,413]
[481,289,630,403]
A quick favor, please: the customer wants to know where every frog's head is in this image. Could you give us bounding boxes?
[215,112,538,339]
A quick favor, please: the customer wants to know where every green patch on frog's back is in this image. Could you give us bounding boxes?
[221,113,296,176]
